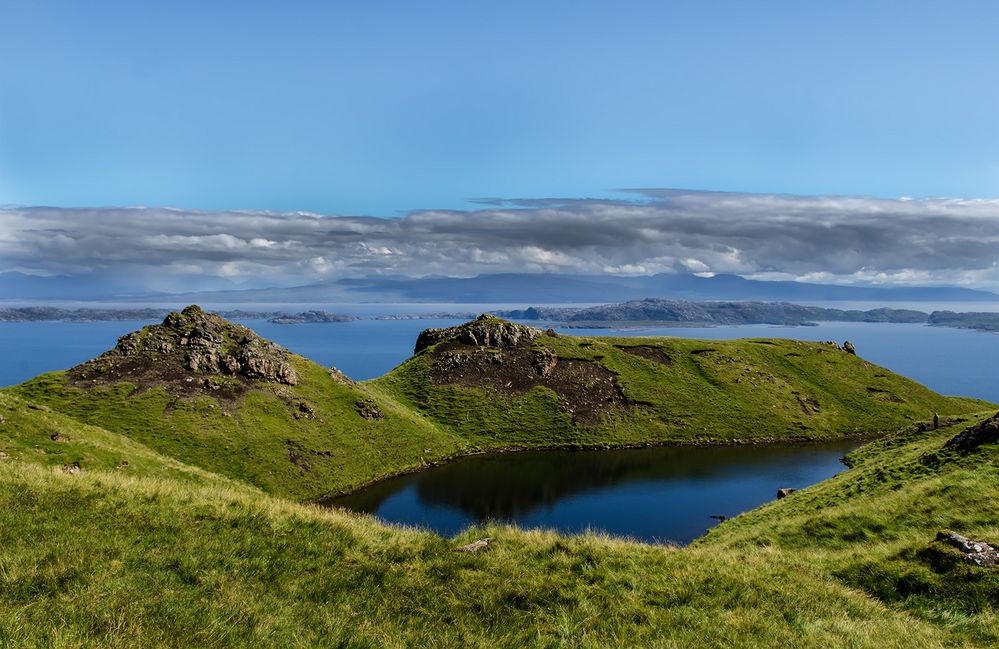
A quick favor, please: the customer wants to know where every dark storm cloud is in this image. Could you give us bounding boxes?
[2,190,998,287]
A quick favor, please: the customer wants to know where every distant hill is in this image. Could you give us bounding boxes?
[496,299,999,332]
[147,272,999,304]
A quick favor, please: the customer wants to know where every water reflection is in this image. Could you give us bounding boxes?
[326,441,855,544]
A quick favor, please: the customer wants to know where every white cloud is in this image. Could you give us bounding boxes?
[2,189,999,289]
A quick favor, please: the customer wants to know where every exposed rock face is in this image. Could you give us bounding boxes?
[416,316,625,425]
[531,349,558,377]
[945,412,999,451]
[935,531,999,568]
[71,305,298,391]
[841,340,857,355]
[776,487,796,499]
[414,314,540,354]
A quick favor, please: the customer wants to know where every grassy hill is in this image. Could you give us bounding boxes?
[1,307,997,646]
[373,315,987,449]
[7,306,465,500]
[8,310,992,500]
[7,311,988,501]
[0,395,997,646]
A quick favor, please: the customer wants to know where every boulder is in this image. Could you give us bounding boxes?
[356,399,385,420]
[455,537,492,552]
[841,341,856,355]
[776,487,796,499]
[945,412,999,452]
[531,349,558,377]
[935,531,999,568]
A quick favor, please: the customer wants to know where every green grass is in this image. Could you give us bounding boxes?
[700,413,999,646]
[2,318,997,646]
[0,456,985,648]
[374,333,988,449]
[8,358,466,501]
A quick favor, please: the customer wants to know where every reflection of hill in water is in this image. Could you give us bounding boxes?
[328,442,853,520]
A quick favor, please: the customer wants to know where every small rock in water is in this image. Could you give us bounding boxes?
[455,538,492,553]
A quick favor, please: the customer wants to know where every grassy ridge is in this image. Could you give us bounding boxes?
[7,316,991,501]
[375,332,987,449]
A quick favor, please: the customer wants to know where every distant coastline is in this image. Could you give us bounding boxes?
[3,300,999,333]
[497,299,999,333]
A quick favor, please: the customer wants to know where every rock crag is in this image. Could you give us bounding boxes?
[414,315,624,425]
[414,314,539,354]
[70,305,298,393]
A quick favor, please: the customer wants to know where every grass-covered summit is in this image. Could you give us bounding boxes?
[375,313,987,449]
[8,309,991,502]
[9,306,464,500]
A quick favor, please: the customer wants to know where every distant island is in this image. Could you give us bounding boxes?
[0,306,356,325]
[4,301,999,333]
[495,299,999,333]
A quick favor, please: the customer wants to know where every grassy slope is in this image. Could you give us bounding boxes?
[374,333,989,449]
[699,414,999,646]
[7,357,465,501]
[0,451,973,648]
[1,366,997,646]
[0,392,237,490]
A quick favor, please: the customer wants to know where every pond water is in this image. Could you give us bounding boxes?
[325,440,856,545]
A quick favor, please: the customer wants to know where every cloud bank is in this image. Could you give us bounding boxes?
[2,189,999,290]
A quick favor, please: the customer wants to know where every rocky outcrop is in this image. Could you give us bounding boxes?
[935,531,999,568]
[841,341,856,355]
[414,314,540,354]
[945,412,999,451]
[418,316,624,425]
[356,399,385,420]
[73,305,298,387]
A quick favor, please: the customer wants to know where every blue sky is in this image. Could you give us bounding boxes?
[2,1,998,216]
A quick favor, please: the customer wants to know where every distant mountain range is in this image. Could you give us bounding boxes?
[496,299,999,332]
[3,271,997,303]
